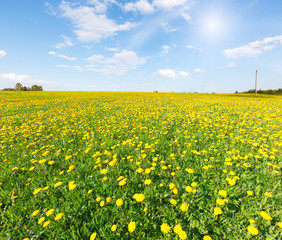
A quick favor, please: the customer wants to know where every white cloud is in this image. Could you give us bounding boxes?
[194,68,205,73]
[55,36,73,49]
[56,64,84,70]
[182,12,191,22]
[86,49,146,75]
[186,45,203,51]
[105,47,118,52]
[162,22,179,33]
[124,0,154,14]
[0,73,50,85]
[219,62,236,69]
[157,69,189,78]
[59,1,135,42]
[223,35,282,59]
[153,0,187,9]
[48,51,77,61]
[0,50,6,58]
[161,45,170,54]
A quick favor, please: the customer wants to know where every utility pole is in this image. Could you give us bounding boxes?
[255,70,258,96]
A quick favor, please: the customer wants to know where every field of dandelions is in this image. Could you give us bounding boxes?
[0,92,281,240]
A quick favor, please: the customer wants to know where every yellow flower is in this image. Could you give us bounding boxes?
[90,232,97,240]
[203,235,212,240]
[247,191,253,196]
[100,201,105,207]
[180,203,188,212]
[260,211,272,221]
[46,209,54,216]
[214,207,223,215]
[33,188,42,195]
[178,230,187,240]
[191,182,197,187]
[170,198,177,205]
[54,182,63,188]
[173,188,179,194]
[218,190,227,197]
[68,181,77,190]
[55,213,64,221]
[160,223,170,233]
[185,168,194,173]
[48,161,55,165]
[137,168,143,173]
[32,210,40,216]
[248,219,255,224]
[247,225,259,235]
[106,197,112,203]
[264,192,273,197]
[43,220,50,228]
[88,190,93,194]
[119,178,127,186]
[111,224,117,231]
[22,238,29,240]
[128,221,136,233]
[38,217,45,224]
[144,179,153,185]
[278,222,282,228]
[116,198,123,207]
[216,199,225,206]
[173,224,182,234]
[101,168,108,174]
[133,193,145,202]
[169,183,176,189]
[185,186,192,192]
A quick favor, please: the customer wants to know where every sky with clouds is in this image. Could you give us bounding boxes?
[0,0,282,92]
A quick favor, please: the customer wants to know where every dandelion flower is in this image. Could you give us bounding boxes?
[178,230,187,240]
[133,193,145,202]
[218,190,227,197]
[38,217,45,224]
[54,182,63,188]
[128,221,136,233]
[144,179,153,185]
[32,210,40,216]
[46,209,54,216]
[160,223,170,233]
[43,220,50,228]
[116,198,123,207]
[247,225,259,235]
[203,235,212,240]
[55,213,64,221]
[111,224,117,232]
[260,211,272,221]
[170,198,177,205]
[180,203,188,212]
[101,169,108,174]
[214,207,222,215]
[33,188,42,195]
[173,224,182,234]
[247,191,253,196]
[90,232,97,240]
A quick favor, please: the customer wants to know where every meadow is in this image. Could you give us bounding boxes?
[0,91,281,240]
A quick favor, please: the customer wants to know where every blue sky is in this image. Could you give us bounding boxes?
[0,0,282,92]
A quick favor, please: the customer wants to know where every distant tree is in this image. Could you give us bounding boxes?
[1,88,15,91]
[15,83,22,91]
[31,85,43,91]
[235,91,238,94]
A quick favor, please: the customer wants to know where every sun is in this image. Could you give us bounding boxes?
[197,10,227,40]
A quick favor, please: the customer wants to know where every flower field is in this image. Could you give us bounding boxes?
[0,91,281,240]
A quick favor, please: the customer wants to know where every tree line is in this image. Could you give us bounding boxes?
[1,83,43,91]
[235,88,282,95]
